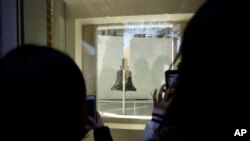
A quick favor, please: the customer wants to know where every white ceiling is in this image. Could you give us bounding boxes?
[66,0,206,18]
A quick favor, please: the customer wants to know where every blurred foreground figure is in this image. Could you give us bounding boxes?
[0,45,113,141]
[141,1,249,140]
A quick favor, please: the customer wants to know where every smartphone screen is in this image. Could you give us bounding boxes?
[86,95,97,122]
[165,70,178,90]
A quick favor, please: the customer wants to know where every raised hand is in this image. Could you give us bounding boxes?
[153,84,174,112]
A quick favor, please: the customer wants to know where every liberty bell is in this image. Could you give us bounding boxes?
[111,58,136,91]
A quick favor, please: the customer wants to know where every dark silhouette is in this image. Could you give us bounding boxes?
[142,1,249,140]
[0,45,113,141]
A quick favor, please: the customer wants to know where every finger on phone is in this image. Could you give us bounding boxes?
[163,87,173,101]
[164,94,174,107]
[158,84,166,101]
[88,116,98,128]
[153,89,157,105]
[96,111,104,127]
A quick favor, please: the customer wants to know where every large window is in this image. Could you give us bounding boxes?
[76,15,187,119]
[66,0,205,121]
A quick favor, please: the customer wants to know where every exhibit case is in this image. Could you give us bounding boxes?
[75,14,190,120]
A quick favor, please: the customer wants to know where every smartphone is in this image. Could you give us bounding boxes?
[86,95,97,122]
[165,70,178,93]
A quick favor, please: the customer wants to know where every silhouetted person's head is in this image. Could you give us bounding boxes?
[0,45,87,141]
[158,1,249,140]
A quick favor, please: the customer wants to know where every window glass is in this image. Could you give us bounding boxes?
[65,0,204,120]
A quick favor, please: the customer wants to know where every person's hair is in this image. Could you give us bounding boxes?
[155,1,249,140]
[0,45,87,141]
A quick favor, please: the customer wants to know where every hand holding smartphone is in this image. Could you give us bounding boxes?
[86,95,105,129]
